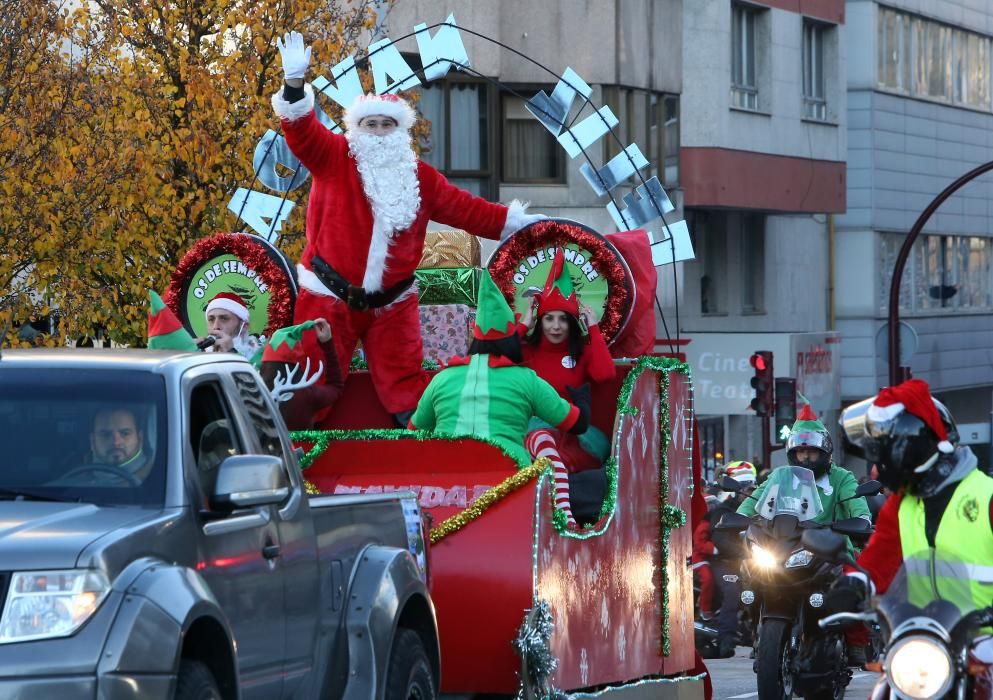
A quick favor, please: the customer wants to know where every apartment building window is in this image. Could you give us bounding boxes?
[879,233,993,313]
[731,3,759,110]
[501,94,566,184]
[803,21,827,120]
[418,80,495,198]
[604,87,680,188]
[877,6,992,111]
[694,211,728,315]
[740,214,766,313]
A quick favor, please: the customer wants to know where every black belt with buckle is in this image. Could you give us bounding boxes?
[310,255,415,311]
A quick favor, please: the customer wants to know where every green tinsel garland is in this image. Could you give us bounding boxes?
[290,427,531,469]
[349,356,441,372]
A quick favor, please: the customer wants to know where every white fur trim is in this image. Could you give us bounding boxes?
[206,297,249,322]
[361,216,393,292]
[500,200,546,240]
[344,93,416,132]
[938,440,954,454]
[297,264,341,300]
[272,82,315,122]
[867,402,904,423]
[296,263,417,313]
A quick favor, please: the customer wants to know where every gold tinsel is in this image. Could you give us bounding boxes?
[428,458,550,544]
[304,479,320,495]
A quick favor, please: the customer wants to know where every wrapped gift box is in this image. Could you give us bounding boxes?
[419,304,475,363]
[415,267,481,306]
[418,230,481,269]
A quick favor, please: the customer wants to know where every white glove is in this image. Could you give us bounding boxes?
[276,31,312,81]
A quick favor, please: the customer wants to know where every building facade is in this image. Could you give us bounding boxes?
[679,0,848,477]
[837,0,993,465]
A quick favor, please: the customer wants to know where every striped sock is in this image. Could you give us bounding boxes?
[526,429,577,527]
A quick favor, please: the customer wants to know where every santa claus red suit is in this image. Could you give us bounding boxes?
[272,86,538,417]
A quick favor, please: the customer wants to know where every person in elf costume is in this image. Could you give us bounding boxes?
[409,272,588,468]
[517,248,616,526]
[737,403,872,666]
[272,32,545,424]
[827,379,993,663]
[147,290,199,351]
[258,318,343,430]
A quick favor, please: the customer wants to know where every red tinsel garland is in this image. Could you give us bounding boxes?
[488,220,632,341]
[164,232,293,337]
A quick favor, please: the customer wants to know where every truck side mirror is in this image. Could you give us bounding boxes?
[211,455,289,511]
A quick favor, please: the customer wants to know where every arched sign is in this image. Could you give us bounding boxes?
[164,232,296,338]
[487,219,634,344]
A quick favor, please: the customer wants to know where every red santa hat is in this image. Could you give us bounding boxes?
[536,249,580,318]
[344,93,417,133]
[867,378,954,454]
[206,292,250,323]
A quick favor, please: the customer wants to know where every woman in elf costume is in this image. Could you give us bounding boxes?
[409,272,588,467]
[518,249,616,526]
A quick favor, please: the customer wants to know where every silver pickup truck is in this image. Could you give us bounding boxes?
[0,349,439,699]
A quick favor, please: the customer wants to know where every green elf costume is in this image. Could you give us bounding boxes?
[737,404,871,526]
[410,272,587,466]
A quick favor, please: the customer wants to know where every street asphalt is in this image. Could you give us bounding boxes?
[706,646,882,700]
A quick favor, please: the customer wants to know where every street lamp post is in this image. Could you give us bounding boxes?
[887,160,993,386]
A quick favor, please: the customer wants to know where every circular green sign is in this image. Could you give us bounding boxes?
[184,254,272,337]
[507,243,608,323]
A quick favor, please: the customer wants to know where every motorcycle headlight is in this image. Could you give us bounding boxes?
[785,549,814,568]
[751,543,778,569]
[885,635,953,700]
[0,570,110,644]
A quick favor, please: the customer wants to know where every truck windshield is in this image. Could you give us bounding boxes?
[0,368,167,506]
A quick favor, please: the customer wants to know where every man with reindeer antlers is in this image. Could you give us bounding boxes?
[272,31,545,426]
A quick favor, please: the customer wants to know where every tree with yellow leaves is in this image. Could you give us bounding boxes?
[1,0,384,347]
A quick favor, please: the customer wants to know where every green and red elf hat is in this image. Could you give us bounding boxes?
[147,290,198,351]
[473,271,519,340]
[536,248,579,318]
[262,320,317,364]
[791,403,827,433]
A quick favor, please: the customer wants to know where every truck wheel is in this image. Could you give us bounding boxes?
[385,628,436,700]
[175,659,222,700]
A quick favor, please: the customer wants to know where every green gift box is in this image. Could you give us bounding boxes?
[415,267,481,306]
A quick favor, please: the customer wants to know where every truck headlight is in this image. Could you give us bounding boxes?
[886,635,952,700]
[751,544,778,569]
[0,570,110,643]
[785,549,814,568]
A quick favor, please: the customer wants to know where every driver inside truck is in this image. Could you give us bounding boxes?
[90,407,154,482]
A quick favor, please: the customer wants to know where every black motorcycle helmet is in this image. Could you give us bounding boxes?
[786,405,833,478]
[840,389,959,497]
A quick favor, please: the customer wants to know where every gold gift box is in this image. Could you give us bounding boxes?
[418,230,481,269]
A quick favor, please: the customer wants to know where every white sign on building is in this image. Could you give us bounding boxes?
[685,332,842,416]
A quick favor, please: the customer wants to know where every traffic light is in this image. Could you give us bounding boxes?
[749,351,774,416]
[774,377,797,441]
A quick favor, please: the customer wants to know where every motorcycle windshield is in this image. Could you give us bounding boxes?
[879,550,988,635]
[754,466,824,522]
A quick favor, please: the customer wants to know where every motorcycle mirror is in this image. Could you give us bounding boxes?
[800,528,847,561]
[831,517,873,536]
[853,480,883,498]
[715,512,751,531]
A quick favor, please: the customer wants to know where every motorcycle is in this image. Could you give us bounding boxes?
[804,530,993,700]
[716,466,879,700]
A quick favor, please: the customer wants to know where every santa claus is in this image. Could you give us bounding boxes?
[272,31,543,424]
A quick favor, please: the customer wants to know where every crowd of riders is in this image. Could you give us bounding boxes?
[693,377,993,687]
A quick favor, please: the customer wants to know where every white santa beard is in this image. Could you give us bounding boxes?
[346,130,422,292]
